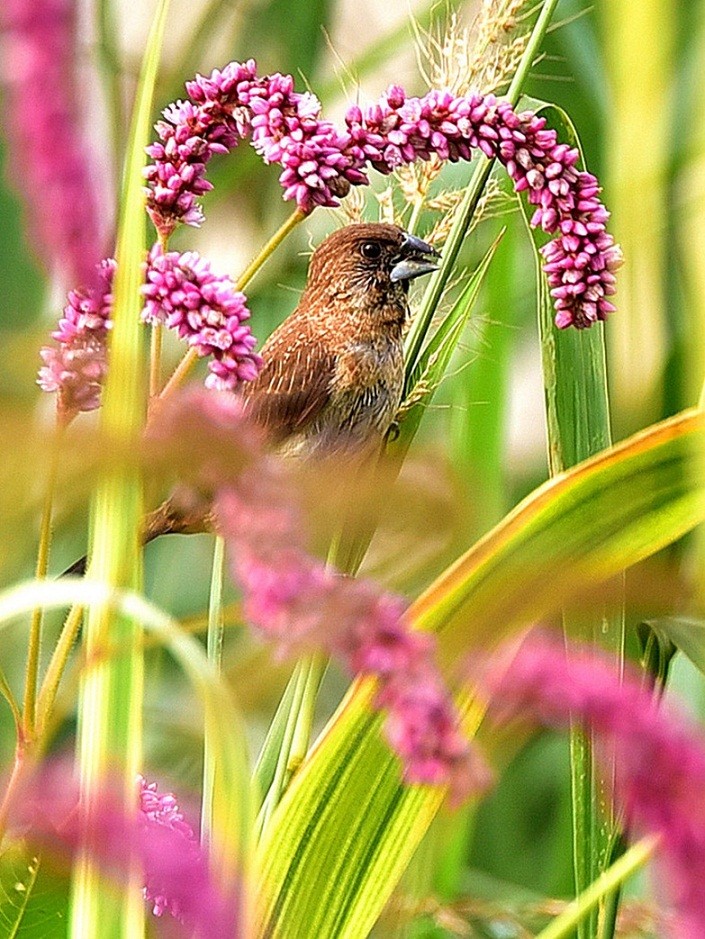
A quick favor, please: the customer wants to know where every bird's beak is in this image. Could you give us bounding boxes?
[390,233,441,282]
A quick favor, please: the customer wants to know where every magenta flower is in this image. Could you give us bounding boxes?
[144,60,258,239]
[1,0,104,286]
[38,250,261,412]
[10,764,236,935]
[142,246,262,391]
[202,424,488,803]
[37,258,115,417]
[484,632,705,939]
[143,61,621,329]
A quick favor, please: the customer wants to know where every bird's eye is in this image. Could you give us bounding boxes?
[360,241,382,260]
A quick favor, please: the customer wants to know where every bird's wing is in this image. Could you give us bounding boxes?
[241,319,335,442]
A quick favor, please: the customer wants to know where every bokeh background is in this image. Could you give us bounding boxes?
[1,1,703,934]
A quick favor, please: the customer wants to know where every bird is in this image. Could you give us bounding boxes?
[65,222,440,570]
[240,222,440,456]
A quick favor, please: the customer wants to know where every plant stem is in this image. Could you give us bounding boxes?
[35,603,84,735]
[149,322,163,398]
[158,208,306,399]
[404,0,561,377]
[159,347,199,399]
[256,655,325,840]
[0,667,22,732]
[534,835,658,939]
[201,535,226,846]
[235,208,306,291]
[22,426,63,737]
[257,660,309,838]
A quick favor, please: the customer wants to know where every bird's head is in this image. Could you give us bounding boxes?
[300,223,440,326]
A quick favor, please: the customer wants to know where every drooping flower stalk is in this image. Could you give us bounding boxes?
[1,0,104,285]
[144,60,622,329]
[485,633,705,939]
[148,388,489,803]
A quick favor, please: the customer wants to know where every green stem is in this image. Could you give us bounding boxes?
[283,654,325,789]
[149,322,163,399]
[235,208,305,291]
[0,666,21,732]
[70,0,170,930]
[23,424,63,736]
[35,603,84,736]
[404,0,561,377]
[97,0,125,162]
[534,835,657,939]
[201,535,226,846]
[256,660,309,838]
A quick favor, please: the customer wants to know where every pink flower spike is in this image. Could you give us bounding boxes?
[37,258,115,418]
[1,0,105,286]
[483,632,705,939]
[209,430,490,804]
[142,246,262,391]
[9,763,237,936]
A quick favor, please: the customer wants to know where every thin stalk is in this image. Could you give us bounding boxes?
[159,347,198,399]
[70,0,170,930]
[0,667,22,732]
[23,427,63,736]
[201,535,226,846]
[36,604,84,736]
[404,0,561,375]
[534,835,657,939]
[149,322,163,398]
[97,0,126,166]
[235,208,305,291]
[0,742,28,838]
[256,661,309,838]
[159,208,305,400]
[283,654,325,789]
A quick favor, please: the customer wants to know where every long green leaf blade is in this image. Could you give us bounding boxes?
[256,408,705,938]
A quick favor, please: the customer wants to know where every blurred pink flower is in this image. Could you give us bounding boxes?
[214,444,489,803]
[10,765,236,935]
[484,632,705,939]
[37,258,115,417]
[1,0,104,285]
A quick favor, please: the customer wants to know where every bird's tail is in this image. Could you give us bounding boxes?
[61,497,210,578]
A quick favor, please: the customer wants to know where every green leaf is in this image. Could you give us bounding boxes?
[518,95,623,939]
[256,408,705,938]
[393,230,504,457]
[645,615,705,677]
[0,846,67,938]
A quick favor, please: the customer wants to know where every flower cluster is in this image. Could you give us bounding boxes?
[179,393,488,803]
[37,258,115,417]
[1,0,103,285]
[144,61,622,329]
[144,60,258,238]
[142,246,262,391]
[38,251,261,413]
[10,763,234,934]
[484,633,705,939]
[138,776,230,928]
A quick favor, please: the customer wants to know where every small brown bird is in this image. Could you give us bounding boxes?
[65,223,440,569]
[146,222,440,540]
[240,222,440,456]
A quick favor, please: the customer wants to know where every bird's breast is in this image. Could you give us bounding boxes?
[290,333,404,457]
